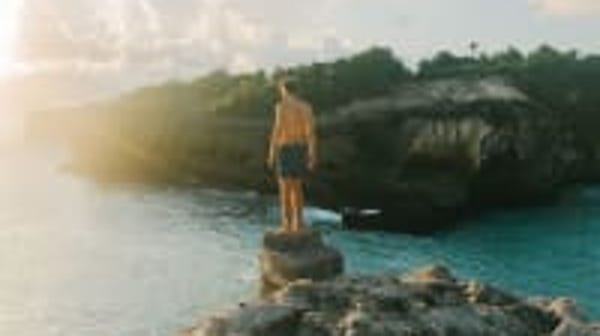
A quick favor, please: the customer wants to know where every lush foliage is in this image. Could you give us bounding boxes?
[30,45,600,189]
[419,45,600,146]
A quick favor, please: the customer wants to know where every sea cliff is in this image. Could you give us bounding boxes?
[25,47,600,233]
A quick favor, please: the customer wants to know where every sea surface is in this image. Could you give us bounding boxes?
[0,148,598,336]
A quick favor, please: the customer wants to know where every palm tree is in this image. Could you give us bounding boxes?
[469,41,479,58]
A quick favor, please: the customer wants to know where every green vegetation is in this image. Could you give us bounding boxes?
[420,45,600,142]
[27,45,600,213]
[22,44,600,231]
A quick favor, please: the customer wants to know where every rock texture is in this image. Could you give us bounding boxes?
[312,77,574,233]
[182,265,599,336]
[260,230,344,292]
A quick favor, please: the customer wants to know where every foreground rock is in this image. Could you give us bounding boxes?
[182,265,599,336]
[260,230,344,292]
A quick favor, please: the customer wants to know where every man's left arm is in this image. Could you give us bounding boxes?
[306,107,317,171]
[267,104,282,169]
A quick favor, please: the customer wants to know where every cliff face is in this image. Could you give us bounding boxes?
[57,77,584,233]
[183,265,600,336]
[310,78,575,232]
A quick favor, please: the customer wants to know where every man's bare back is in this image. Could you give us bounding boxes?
[274,95,315,146]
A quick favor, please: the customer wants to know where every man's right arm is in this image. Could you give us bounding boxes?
[306,106,317,171]
[267,104,282,168]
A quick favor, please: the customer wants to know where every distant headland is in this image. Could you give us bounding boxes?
[26,45,600,233]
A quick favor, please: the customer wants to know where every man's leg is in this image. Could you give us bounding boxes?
[291,179,305,232]
[286,181,296,232]
[278,179,292,232]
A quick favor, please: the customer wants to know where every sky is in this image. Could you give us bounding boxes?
[0,0,599,108]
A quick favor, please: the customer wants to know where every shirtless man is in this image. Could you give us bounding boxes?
[267,78,317,233]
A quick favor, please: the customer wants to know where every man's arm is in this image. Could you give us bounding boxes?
[306,106,317,171]
[267,104,282,169]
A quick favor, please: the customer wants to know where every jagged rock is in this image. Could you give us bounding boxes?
[421,305,517,335]
[504,303,560,334]
[552,319,600,336]
[182,264,598,336]
[402,264,456,284]
[260,230,344,291]
[188,303,302,336]
[463,280,521,306]
[548,298,589,322]
[297,312,335,336]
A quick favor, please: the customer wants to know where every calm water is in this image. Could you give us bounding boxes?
[0,149,598,336]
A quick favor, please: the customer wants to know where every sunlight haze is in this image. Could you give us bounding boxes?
[0,0,22,77]
[5,0,600,102]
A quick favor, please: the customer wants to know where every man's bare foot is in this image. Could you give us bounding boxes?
[291,222,305,232]
[277,223,292,234]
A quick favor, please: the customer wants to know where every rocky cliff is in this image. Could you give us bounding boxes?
[310,77,575,232]
[54,76,584,233]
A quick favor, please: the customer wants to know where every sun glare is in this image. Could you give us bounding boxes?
[0,0,23,143]
[0,0,22,78]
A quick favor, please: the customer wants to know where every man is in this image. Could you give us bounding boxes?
[267,78,317,233]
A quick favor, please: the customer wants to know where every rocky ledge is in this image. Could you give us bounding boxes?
[182,264,599,336]
[181,231,598,336]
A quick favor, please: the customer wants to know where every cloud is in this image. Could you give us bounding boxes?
[16,0,353,74]
[531,0,600,16]
[12,0,358,106]
[13,0,598,111]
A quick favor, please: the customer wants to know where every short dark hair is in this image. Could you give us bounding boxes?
[277,75,300,94]
[284,77,300,93]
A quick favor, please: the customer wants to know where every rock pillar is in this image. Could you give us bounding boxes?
[259,229,344,293]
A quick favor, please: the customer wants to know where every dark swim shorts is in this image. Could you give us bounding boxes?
[276,143,308,178]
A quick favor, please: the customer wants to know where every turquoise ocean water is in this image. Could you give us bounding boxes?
[0,149,598,335]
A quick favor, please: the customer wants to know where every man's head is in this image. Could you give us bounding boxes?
[277,77,300,98]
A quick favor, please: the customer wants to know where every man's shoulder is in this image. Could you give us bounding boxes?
[279,96,313,113]
[294,97,313,113]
